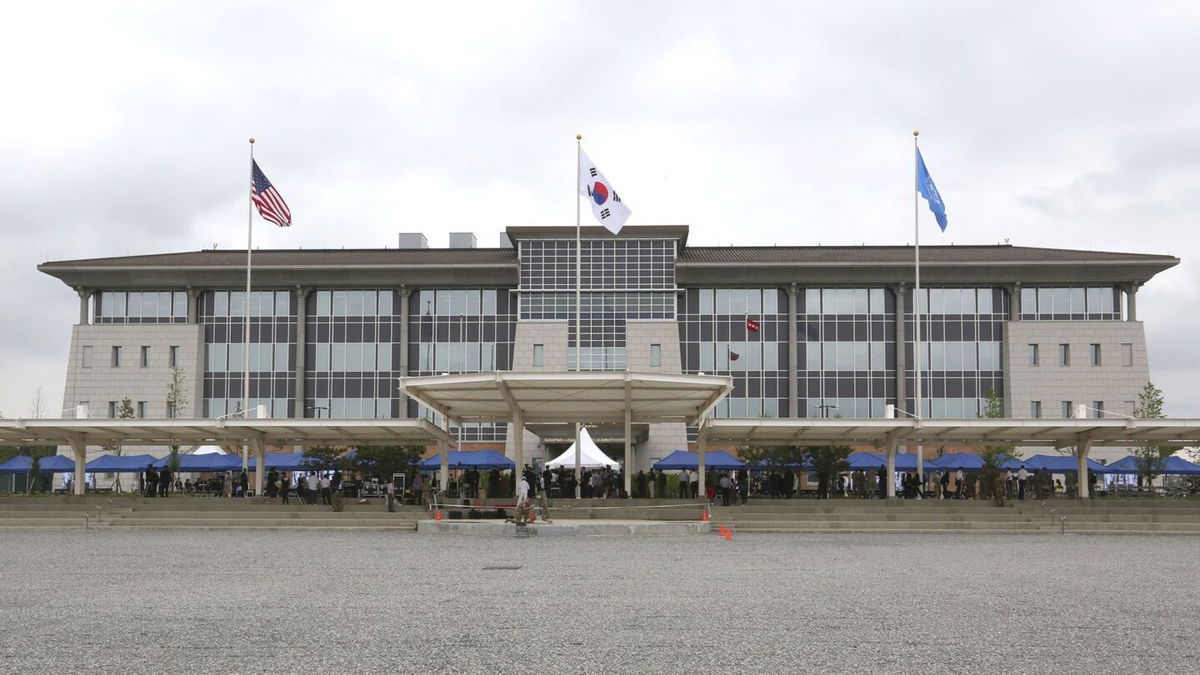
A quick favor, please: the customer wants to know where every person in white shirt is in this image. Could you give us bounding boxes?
[516,476,530,505]
[319,475,332,505]
[306,472,319,505]
[955,469,965,499]
[679,469,691,498]
[1017,465,1030,500]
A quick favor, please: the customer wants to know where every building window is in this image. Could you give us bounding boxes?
[1062,400,1073,418]
[111,346,122,368]
[107,401,117,418]
[650,343,662,367]
[82,346,92,369]
[137,401,147,418]
[140,346,150,368]
[1121,343,1133,367]
[169,346,180,368]
[533,344,544,367]
[1058,344,1070,366]
[1028,344,1039,366]
[1089,343,1101,366]
[166,401,176,419]
[1093,401,1104,419]
[1030,401,1041,418]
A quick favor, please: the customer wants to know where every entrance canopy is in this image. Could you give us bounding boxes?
[398,372,732,426]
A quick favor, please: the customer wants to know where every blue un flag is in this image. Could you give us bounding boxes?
[916,149,948,231]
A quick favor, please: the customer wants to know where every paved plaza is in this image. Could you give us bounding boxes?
[1,531,1197,673]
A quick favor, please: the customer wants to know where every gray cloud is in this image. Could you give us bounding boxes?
[2,0,1199,415]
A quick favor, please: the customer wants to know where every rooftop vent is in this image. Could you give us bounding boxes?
[398,233,429,249]
[449,232,477,249]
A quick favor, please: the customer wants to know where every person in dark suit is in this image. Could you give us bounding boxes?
[158,467,171,497]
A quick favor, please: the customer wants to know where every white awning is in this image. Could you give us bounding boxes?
[700,417,1200,448]
[545,427,621,469]
[398,371,732,426]
[0,418,451,448]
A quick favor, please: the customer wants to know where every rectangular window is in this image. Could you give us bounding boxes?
[137,401,147,418]
[533,344,545,367]
[1030,401,1041,418]
[1089,343,1101,366]
[1062,400,1073,418]
[140,346,150,368]
[650,343,662,367]
[108,401,117,418]
[1121,343,1133,367]
[1093,401,1104,419]
[166,401,176,419]
[111,346,122,368]
[82,346,93,369]
[1028,344,1039,366]
[169,346,180,368]
[1059,344,1070,366]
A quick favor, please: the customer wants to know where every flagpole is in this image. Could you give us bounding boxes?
[913,130,924,486]
[243,137,254,475]
[574,134,583,499]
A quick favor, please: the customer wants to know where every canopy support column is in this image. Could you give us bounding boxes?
[624,405,632,498]
[439,418,451,496]
[251,435,266,497]
[696,427,707,502]
[67,435,87,496]
[512,409,524,492]
[1076,435,1093,499]
[884,436,898,499]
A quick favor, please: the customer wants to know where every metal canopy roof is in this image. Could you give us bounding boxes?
[700,418,1200,448]
[0,418,451,447]
[398,372,732,426]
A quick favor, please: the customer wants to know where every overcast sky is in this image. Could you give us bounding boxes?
[2,1,1198,418]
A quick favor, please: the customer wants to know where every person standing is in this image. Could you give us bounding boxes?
[279,474,290,504]
[158,467,171,497]
[516,474,530,507]
[678,469,690,498]
[306,472,319,505]
[319,474,332,505]
[1017,465,1029,500]
[238,470,249,498]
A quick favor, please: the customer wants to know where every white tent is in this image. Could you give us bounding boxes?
[545,427,621,469]
[192,445,227,455]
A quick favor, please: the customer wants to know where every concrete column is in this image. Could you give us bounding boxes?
[252,436,266,497]
[696,429,707,500]
[1125,283,1139,321]
[1076,436,1093,499]
[187,287,200,324]
[68,437,87,496]
[75,288,90,325]
[893,284,907,414]
[439,418,451,495]
[398,286,410,418]
[294,286,308,418]
[512,410,524,489]
[884,438,898,499]
[1009,283,1021,321]
[787,284,799,417]
[624,406,632,497]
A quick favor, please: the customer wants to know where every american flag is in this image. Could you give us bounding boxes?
[250,160,292,227]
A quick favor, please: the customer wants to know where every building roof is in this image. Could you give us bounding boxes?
[38,247,518,269]
[678,244,1177,265]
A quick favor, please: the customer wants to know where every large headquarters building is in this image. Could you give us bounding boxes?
[40,225,1177,467]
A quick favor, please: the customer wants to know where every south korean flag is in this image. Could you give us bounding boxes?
[578,148,632,234]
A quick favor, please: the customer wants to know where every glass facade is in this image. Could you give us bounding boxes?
[799,288,894,418]
[96,291,187,324]
[679,288,788,418]
[907,288,1006,418]
[407,288,517,440]
[1020,286,1122,320]
[306,290,401,420]
[519,238,675,370]
[201,290,295,418]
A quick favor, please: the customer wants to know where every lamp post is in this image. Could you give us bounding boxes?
[306,405,328,419]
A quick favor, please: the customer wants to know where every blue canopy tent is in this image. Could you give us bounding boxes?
[153,453,244,472]
[417,450,515,470]
[249,453,313,472]
[1104,454,1200,475]
[0,455,77,474]
[925,453,985,471]
[1019,454,1112,474]
[845,452,920,472]
[652,450,746,471]
[86,454,161,473]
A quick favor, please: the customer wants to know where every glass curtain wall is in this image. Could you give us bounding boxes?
[798,288,895,418]
[1020,287,1122,320]
[305,290,401,419]
[679,288,787,418]
[96,291,188,324]
[201,290,295,418]
[907,288,1006,418]
[407,288,516,440]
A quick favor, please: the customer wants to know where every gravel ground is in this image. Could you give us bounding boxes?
[1,531,1197,674]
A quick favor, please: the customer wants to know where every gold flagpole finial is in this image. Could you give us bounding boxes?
[913,130,919,137]
[576,134,582,140]
[249,137,256,144]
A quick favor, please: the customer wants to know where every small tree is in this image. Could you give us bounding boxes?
[348,445,424,483]
[978,388,1016,503]
[1133,381,1171,489]
[806,445,852,498]
[21,444,56,495]
[165,367,189,474]
[301,446,345,473]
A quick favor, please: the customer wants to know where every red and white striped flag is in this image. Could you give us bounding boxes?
[250,160,292,227]
[745,317,760,332]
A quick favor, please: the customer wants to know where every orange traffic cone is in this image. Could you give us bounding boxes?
[435,509,442,521]
[723,528,733,541]
[701,510,709,521]
[719,524,727,536]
